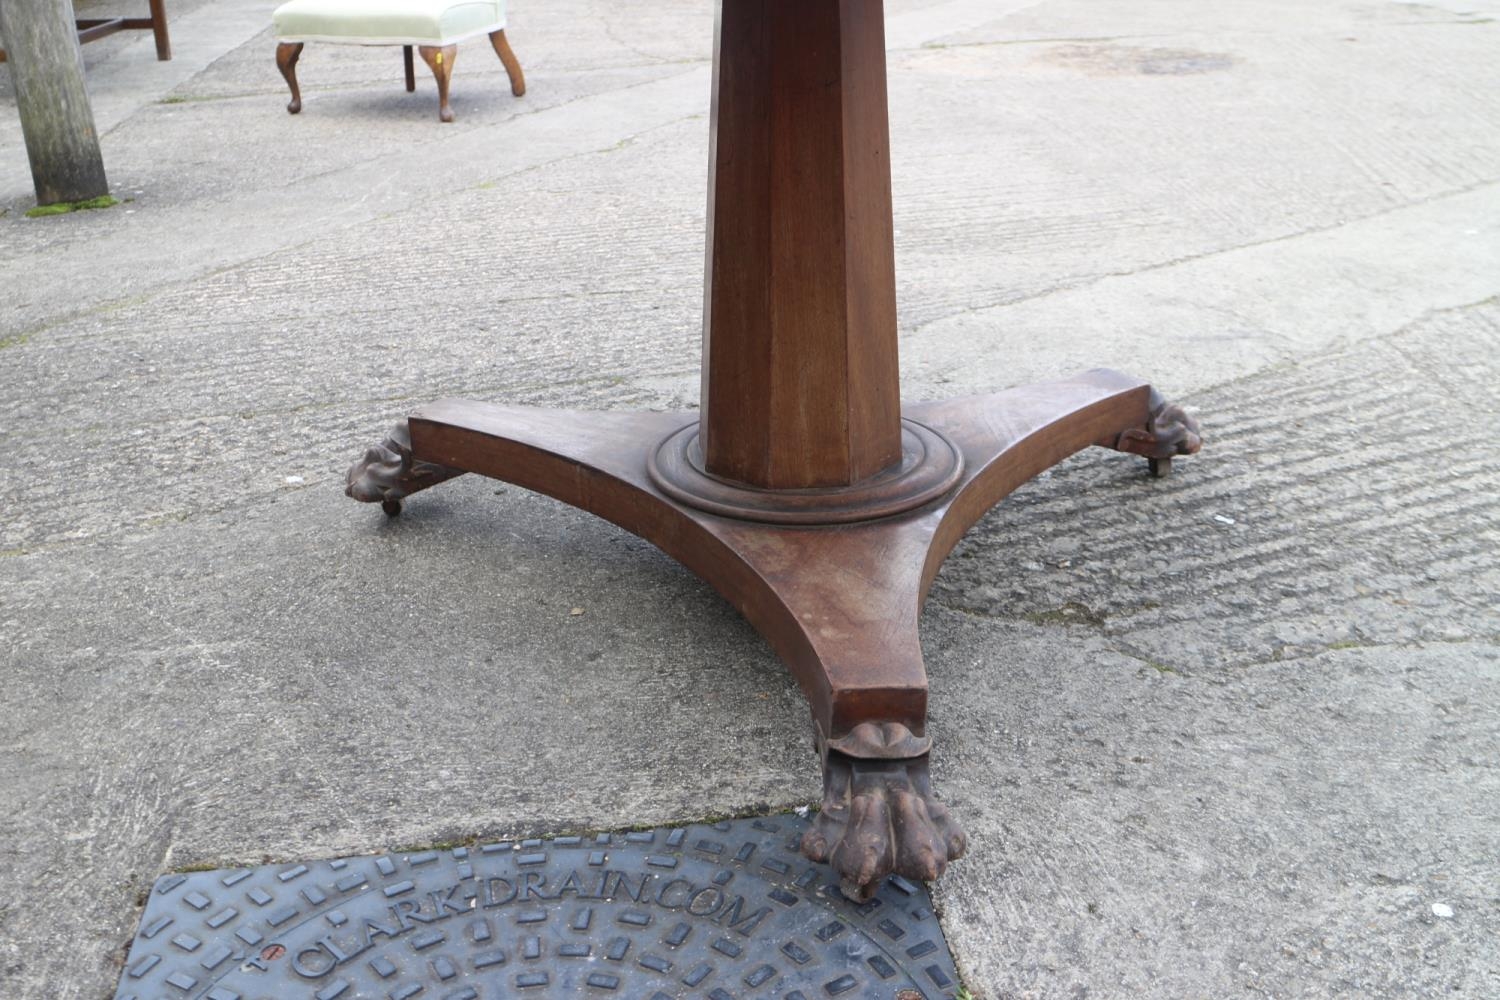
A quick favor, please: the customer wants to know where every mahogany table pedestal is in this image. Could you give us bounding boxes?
[346,0,1200,900]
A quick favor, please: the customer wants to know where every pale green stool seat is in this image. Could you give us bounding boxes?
[273,0,505,46]
[272,0,524,122]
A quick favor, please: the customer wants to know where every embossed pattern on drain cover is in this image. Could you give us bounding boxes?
[116,816,962,999]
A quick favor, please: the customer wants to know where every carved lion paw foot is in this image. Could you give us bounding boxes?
[801,730,967,901]
[1108,389,1202,477]
[1115,390,1202,458]
[345,420,462,513]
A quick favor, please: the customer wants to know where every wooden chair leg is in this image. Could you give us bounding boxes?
[489,28,525,96]
[148,0,171,60]
[276,42,304,114]
[417,44,457,122]
[403,45,415,92]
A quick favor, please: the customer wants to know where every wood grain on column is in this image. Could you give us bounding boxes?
[837,0,901,485]
[701,0,901,489]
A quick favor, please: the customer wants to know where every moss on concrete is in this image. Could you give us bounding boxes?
[25,195,118,218]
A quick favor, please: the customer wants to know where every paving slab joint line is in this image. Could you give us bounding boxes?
[907,176,1500,338]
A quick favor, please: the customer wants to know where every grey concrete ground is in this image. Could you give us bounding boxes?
[2,0,1498,997]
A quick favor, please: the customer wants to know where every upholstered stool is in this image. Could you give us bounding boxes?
[272,0,524,122]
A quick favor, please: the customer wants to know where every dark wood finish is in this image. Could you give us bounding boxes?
[647,418,962,524]
[354,371,1153,748]
[1102,388,1203,473]
[418,44,457,123]
[0,1,170,63]
[74,19,127,44]
[343,0,1203,897]
[489,28,525,96]
[345,419,463,516]
[804,738,964,899]
[347,370,1201,895]
[147,0,170,60]
[276,42,303,115]
[403,45,416,93]
[700,0,901,489]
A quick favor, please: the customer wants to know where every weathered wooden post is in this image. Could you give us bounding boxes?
[0,0,109,205]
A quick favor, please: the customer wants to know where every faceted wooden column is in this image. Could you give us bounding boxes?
[700,0,901,489]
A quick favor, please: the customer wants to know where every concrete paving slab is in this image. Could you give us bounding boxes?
[2,1,1498,998]
[0,0,272,191]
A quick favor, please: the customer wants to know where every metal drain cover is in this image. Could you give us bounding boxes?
[116,816,962,999]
